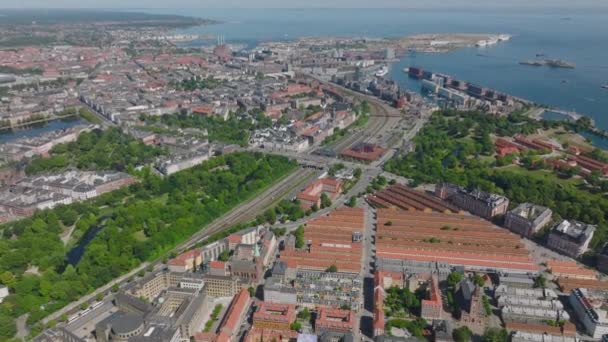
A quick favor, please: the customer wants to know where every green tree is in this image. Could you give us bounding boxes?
[320,193,332,209]
[483,328,509,342]
[473,273,485,287]
[0,313,16,340]
[453,326,473,342]
[297,308,311,320]
[218,250,230,262]
[534,274,547,288]
[347,196,357,208]
[326,264,338,273]
[482,295,492,316]
[0,272,16,289]
[290,321,302,331]
[447,272,463,288]
[294,225,305,249]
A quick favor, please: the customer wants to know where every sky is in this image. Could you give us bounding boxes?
[0,0,606,9]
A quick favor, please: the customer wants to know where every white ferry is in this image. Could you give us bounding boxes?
[375,66,389,77]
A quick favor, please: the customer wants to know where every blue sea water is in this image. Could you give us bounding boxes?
[142,8,608,129]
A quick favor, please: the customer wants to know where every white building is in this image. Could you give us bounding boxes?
[569,288,608,339]
[547,220,596,258]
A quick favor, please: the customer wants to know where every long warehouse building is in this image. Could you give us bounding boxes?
[375,209,539,275]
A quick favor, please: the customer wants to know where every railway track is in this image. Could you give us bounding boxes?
[181,167,315,248]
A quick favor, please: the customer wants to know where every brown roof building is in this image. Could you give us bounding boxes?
[278,207,365,274]
[315,308,355,333]
[340,143,386,163]
[252,303,297,331]
[375,209,539,274]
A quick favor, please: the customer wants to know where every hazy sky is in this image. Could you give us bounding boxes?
[0,0,606,9]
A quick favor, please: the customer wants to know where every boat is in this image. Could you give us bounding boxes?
[402,67,410,73]
[498,34,511,41]
[545,59,576,69]
[375,66,389,77]
[519,60,544,67]
[536,53,546,57]
[602,84,608,89]
[476,40,487,47]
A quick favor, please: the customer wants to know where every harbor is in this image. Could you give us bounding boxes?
[401,66,588,123]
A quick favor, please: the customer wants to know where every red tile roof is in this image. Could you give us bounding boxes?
[253,303,296,326]
[168,249,200,266]
[340,143,386,162]
[220,289,251,335]
[316,308,355,333]
[210,261,226,269]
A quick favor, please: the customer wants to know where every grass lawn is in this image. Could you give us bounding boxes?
[496,164,583,186]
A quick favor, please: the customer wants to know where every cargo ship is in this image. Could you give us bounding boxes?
[519,59,576,69]
[545,59,576,69]
[520,60,544,67]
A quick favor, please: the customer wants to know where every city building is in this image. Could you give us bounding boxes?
[504,203,553,238]
[217,289,251,342]
[598,244,608,274]
[252,302,297,330]
[17,170,137,201]
[296,177,342,209]
[547,220,596,258]
[568,288,608,339]
[263,277,298,305]
[375,209,539,274]
[128,271,204,302]
[278,207,365,274]
[315,308,355,333]
[435,183,509,219]
[546,260,597,281]
[243,327,298,342]
[203,275,242,298]
[421,276,443,320]
[340,143,386,163]
[168,249,203,273]
[432,320,454,342]
[498,275,535,289]
[367,183,460,213]
[457,280,485,325]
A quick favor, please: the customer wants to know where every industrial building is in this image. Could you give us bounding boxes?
[278,207,365,274]
[375,209,539,274]
[367,183,460,213]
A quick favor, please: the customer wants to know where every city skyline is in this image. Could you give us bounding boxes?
[0,0,606,9]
